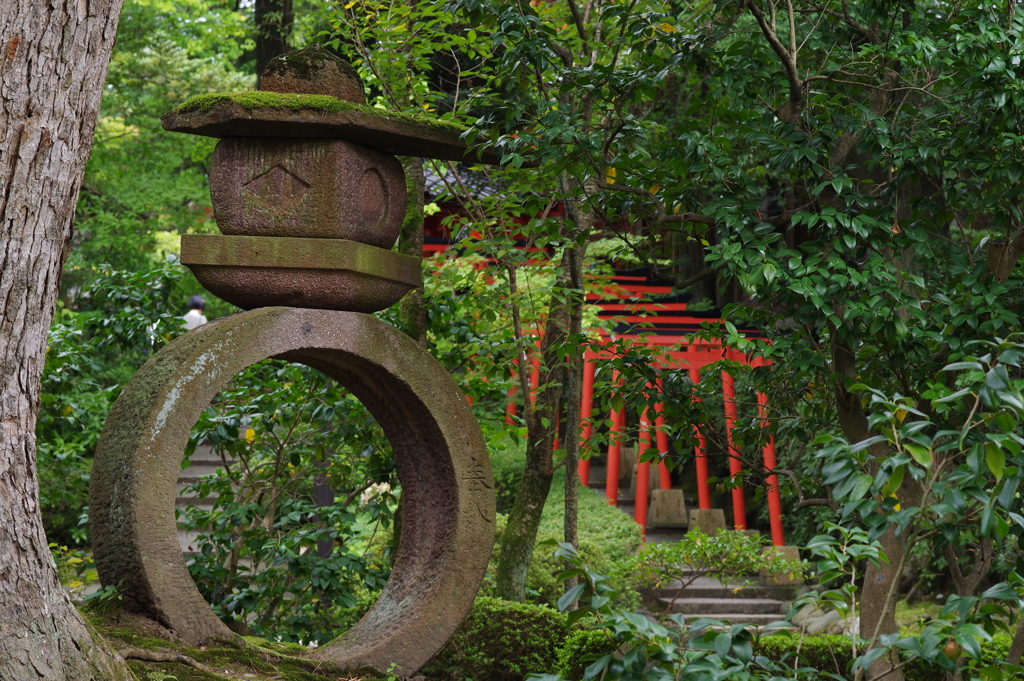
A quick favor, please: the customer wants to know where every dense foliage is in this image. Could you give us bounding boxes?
[422,597,569,681]
[40,263,186,544]
[180,360,395,643]
[30,0,1024,676]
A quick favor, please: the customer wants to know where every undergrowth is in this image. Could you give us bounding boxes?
[91,609,385,681]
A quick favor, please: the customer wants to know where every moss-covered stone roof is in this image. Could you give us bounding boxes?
[173,91,466,133]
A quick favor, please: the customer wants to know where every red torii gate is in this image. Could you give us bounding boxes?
[420,232,786,545]
[500,331,785,545]
[503,328,785,545]
[574,333,785,546]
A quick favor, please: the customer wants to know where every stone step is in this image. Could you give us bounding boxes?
[644,579,799,601]
[178,463,228,481]
[176,496,214,509]
[659,597,785,615]
[185,454,224,464]
[644,528,688,544]
[678,612,788,627]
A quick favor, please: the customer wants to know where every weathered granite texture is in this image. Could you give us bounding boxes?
[260,45,367,104]
[210,137,405,245]
[180,234,421,312]
[161,95,503,165]
[89,308,495,674]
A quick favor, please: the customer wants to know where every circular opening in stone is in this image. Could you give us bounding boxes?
[90,309,493,673]
[178,358,396,645]
[357,168,388,229]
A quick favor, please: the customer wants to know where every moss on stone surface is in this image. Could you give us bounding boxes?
[93,610,386,681]
[173,91,466,133]
[262,45,360,83]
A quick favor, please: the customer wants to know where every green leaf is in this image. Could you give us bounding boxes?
[987,365,1011,391]
[943,361,984,372]
[894,317,908,338]
[986,443,1005,482]
[557,583,586,612]
[882,465,905,498]
[905,444,932,467]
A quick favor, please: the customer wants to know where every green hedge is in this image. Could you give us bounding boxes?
[422,597,568,681]
[555,629,619,681]
[755,634,1013,681]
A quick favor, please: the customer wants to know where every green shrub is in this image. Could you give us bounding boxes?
[489,436,526,514]
[421,596,568,681]
[482,456,643,607]
[754,633,1014,681]
[332,590,380,635]
[555,629,618,681]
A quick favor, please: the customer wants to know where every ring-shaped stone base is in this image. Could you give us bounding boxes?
[89,307,495,674]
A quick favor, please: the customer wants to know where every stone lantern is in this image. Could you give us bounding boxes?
[89,46,499,676]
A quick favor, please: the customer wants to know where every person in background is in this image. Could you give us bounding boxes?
[182,294,208,330]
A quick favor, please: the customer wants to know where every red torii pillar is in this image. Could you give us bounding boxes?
[758,391,785,546]
[577,354,596,487]
[605,370,625,505]
[653,378,672,490]
[684,352,713,511]
[721,369,748,530]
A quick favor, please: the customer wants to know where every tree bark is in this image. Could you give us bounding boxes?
[832,336,913,681]
[254,0,294,84]
[396,156,427,347]
[562,253,583,604]
[495,258,572,601]
[0,0,132,679]
[1008,615,1024,667]
[560,176,593,606]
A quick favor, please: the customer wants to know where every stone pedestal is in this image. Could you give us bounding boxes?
[627,455,657,498]
[688,508,727,536]
[648,489,688,528]
[619,446,635,483]
[761,545,803,585]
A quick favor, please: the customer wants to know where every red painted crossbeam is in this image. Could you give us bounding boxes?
[597,302,690,312]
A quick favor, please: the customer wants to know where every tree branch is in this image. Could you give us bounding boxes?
[777,468,837,511]
[565,0,592,60]
[594,180,715,225]
[118,649,213,674]
[745,0,803,119]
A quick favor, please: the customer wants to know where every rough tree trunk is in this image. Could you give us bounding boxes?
[833,336,914,681]
[1008,616,1024,667]
[495,259,572,601]
[254,0,294,83]
[560,178,593,604]
[0,0,131,679]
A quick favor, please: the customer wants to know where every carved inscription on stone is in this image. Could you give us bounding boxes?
[211,138,405,248]
[243,164,310,211]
